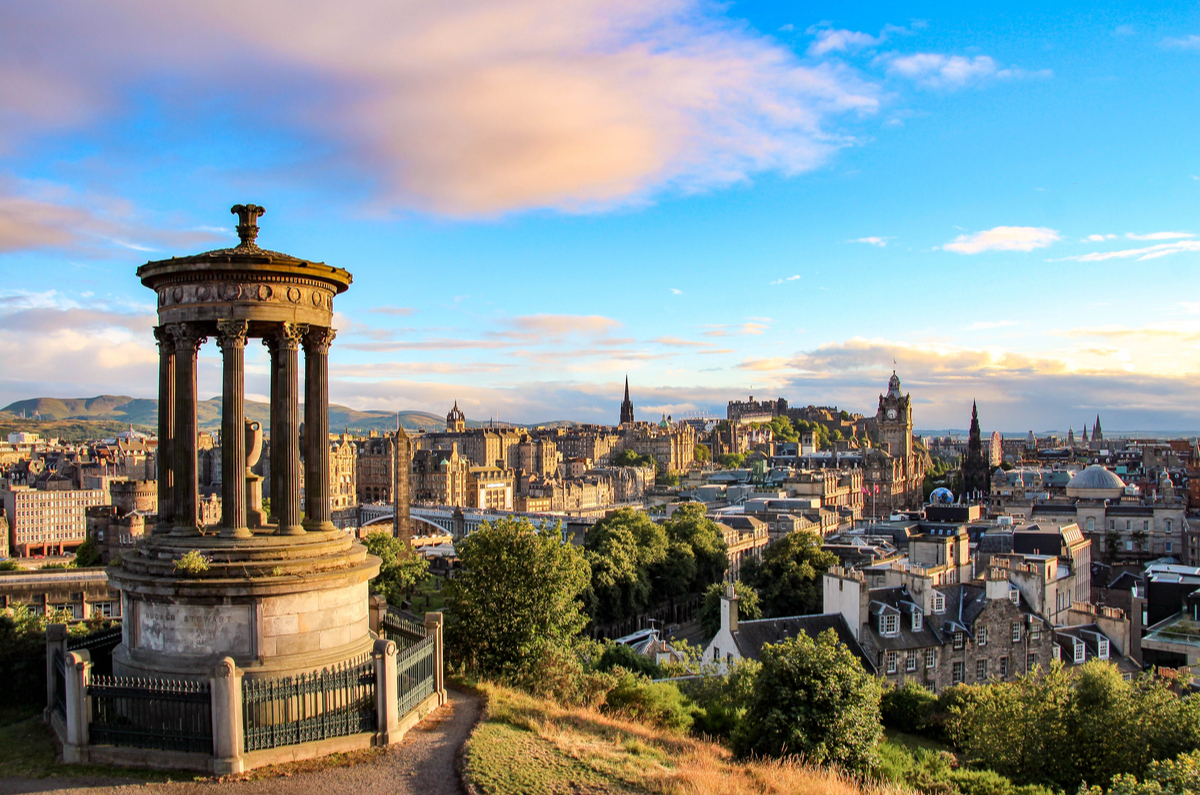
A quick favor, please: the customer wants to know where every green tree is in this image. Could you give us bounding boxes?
[583,510,667,623]
[1083,750,1200,795]
[732,628,882,772]
[660,503,727,596]
[364,531,430,605]
[693,444,711,462]
[73,538,102,567]
[718,453,746,469]
[698,580,762,637]
[445,517,590,684]
[742,530,836,617]
[767,415,799,443]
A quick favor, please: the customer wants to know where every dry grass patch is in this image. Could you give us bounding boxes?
[465,682,912,795]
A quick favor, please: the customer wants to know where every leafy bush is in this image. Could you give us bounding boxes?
[72,538,102,567]
[878,742,1054,795]
[595,641,663,679]
[1082,749,1200,795]
[173,550,211,575]
[683,658,760,739]
[732,628,882,773]
[364,531,429,605]
[601,669,698,733]
[882,681,939,733]
[698,580,762,638]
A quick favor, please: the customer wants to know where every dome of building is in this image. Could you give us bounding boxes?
[1066,465,1125,499]
[930,487,955,504]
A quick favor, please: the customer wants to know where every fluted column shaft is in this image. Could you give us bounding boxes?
[170,323,205,536]
[217,320,250,538]
[153,326,175,533]
[266,324,304,535]
[303,326,336,532]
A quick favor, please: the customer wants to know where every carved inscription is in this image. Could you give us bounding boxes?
[138,603,253,656]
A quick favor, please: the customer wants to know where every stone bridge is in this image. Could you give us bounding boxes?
[358,504,595,539]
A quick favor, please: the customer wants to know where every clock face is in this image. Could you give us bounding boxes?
[887,408,898,420]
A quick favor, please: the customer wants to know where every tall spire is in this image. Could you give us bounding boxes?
[620,375,635,425]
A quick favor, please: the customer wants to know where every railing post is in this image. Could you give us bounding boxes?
[370,594,388,635]
[373,638,399,745]
[211,657,245,775]
[45,623,68,716]
[62,650,91,763]
[424,612,445,705]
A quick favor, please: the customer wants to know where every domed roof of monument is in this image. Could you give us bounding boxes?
[886,370,902,398]
[1068,465,1125,491]
[137,203,352,294]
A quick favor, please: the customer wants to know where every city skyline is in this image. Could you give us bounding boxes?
[1,1,1198,430]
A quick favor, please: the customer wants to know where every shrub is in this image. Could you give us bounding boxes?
[684,658,760,739]
[595,641,663,679]
[882,681,939,733]
[601,669,698,733]
[173,550,211,575]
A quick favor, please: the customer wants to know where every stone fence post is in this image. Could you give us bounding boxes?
[424,612,445,705]
[62,650,91,764]
[210,657,245,775]
[369,594,388,635]
[45,623,69,715]
[373,638,399,745]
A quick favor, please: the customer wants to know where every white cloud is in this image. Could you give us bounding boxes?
[1053,240,1200,262]
[883,53,1049,89]
[1125,231,1195,240]
[851,236,890,246]
[1162,35,1200,50]
[670,288,684,295]
[769,275,801,285]
[0,1,883,217]
[1084,234,1116,242]
[808,27,882,56]
[943,226,1061,254]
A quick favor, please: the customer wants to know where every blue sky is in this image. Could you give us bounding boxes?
[0,0,1197,432]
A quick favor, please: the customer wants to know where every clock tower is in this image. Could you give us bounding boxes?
[876,371,912,461]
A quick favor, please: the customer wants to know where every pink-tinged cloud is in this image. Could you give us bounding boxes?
[1053,240,1200,262]
[943,226,1061,254]
[0,1,881,217]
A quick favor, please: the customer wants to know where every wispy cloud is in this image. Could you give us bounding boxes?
[1125,231,1194,240]
[967,320,1019,330]
[367,306,414,316]
[0,0,883,217]
[769,275,802,285]
[850,236,890,246]
[1084,234,1116,242]
[670,288,684,295]
[882,53,1050,89]
[943,226,1061,254]
[1161,35,1200,50]
[1052,240,1200,262]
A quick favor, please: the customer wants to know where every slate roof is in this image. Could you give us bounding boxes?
[864,586,945,651]
[731,613,876,674]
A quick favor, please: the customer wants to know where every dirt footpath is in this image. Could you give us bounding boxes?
[0,688,481,795]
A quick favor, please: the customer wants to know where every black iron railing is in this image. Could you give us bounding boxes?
[68,626,122,677]
[88,676,213,754]
[242,656,377,752]
[53,650,66,720]
[381,608,427,649]
[397,634,436,718]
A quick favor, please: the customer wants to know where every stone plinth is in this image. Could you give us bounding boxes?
[108,529,379,680]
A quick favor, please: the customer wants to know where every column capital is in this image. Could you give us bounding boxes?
[215,319,250,351]
[303,326,336,355]
[165,321,207,352]
[153,325,176,353]
[262,322,306,353]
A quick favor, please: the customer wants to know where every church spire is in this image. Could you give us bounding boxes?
[620,375,635,425]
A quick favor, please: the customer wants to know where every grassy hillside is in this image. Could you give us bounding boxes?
[463,682,907,795]
[0,396,511,434]
[0,417,154,443]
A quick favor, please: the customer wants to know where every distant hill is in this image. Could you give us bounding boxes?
[1,395,515,434]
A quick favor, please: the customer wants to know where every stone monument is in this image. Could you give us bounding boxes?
[108,204,380,680]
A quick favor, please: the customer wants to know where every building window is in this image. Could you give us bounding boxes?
[907,652,918,672]
[1053,645,1061,661]
[1000,656,1009,677]
[976,659,988,680]
[1012,623,1022,643]
[1087,517,1095,532]
[886,651,898,673]
[1166,541,1174,553]
[1074,640,1086,663]
[933,593,945,614]
[883,614,899,636]
[1166,520,1173,533]
[1098,638,1110,660]
[953,661,964,684]
[978,625,988,646]
[912,610,923,632]
[953,631,965,650]
[1031,622,1041,640]
[93,602,113,618]
[926,649,937,669]
[1144,520,1150,532]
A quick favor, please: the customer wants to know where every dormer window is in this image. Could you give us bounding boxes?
[1009,590,1020,605]
[882,614,899,636]
[912,609,923,633]
[1074,639,1086,663]
[1098,638,1110,660]
[1053,644,1062,661]
[933,593,946,614]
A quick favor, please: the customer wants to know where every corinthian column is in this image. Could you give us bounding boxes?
[216,320,251,538]
[169,323,206,536]
[303,326,336,532]
[265,323,305,535]
[153,325,175,533]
